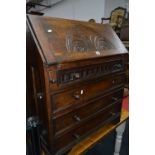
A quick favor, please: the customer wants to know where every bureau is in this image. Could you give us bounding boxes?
[26,15,128,155]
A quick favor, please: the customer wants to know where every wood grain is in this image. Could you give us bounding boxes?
[27,15,128,65]
[68,109,128,155]
[27,15,128,155]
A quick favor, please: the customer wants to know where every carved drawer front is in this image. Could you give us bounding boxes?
[51,88,84,112]
[53,89,123,134]
[84,75,124,101]
[56,60,124,85]
[54,103,121,151]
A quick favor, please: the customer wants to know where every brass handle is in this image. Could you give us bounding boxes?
[73,134,80,140]
[73,94,80,100]
[114,64,122,69]
[37,92,43,100]
[112,97,118,102]
[73,115,81,122]
[110,112,116,116]
[49,79,57,83]
[74,73,80,79]
[112,80,115,84]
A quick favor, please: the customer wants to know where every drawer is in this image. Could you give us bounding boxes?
[51,74,124,113]
[56,59,124,85]
[53,89,123,134]
[54,103,121,151]
[51,88,84,112]
[84,74,124,101]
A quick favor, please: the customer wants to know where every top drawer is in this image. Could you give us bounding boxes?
[49,59,124,86]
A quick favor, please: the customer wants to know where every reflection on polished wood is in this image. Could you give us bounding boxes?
[68,109,129,155]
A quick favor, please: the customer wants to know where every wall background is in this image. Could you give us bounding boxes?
[32,0,129,23]
[42,0,106,23]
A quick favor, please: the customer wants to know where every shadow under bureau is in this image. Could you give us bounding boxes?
[26,15,128,155]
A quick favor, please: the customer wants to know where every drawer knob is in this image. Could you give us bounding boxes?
[73,134,80,140]
[110,112,116,116]
[73,94,80,100]
[74,73,80,79]
[49,79,57,83]
[37,93,43,100]
[73,115,81,122]
[112,97,118,102]
[112,80,115,84]
[113,64,122,69]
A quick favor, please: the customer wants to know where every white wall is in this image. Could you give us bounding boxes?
[42,0,106,23]
[43,0,74,20]
[32,0,128,23]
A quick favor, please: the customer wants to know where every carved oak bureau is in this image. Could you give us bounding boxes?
[26,15,128,155]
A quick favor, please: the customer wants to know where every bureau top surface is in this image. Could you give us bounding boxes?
[27,15,128,65]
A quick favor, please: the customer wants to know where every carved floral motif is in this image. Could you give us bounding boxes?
[66,28,114,52]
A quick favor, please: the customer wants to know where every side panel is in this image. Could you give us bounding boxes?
[26,23,54,153]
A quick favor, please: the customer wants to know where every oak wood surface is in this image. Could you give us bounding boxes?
[53,88,123,134]
[27,15,128,155]
[41,108,128,155]
[27,15,128,65]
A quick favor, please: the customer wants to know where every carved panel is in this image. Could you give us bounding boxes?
[94,35,114,51]
[66,29,91,52]
[66,28,114,52]
[57,60,123,85]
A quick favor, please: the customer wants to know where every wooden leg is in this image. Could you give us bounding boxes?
[114,121,126,155]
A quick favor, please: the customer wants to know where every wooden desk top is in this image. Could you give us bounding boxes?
[27,15,128,65]
[68,108,129,155]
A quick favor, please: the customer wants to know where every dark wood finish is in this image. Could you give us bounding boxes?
[55,103,121,153]
[52,88,83,112]
[26,15,128,155]
[27,15,127,65]
[53,88,123,134]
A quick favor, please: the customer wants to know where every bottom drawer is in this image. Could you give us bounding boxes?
[54,88,123,134]
[54,103,121,152]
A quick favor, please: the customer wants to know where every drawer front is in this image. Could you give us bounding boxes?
[53,89,123,134]
[51,74,124,113]
[56,59,124,85]
[84,74,124,101]
[51,88,84,112]
[55,103,121,151]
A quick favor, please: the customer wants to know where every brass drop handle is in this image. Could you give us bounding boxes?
[49,79,57,83]
[112,97,118,102]
[112,79,115,84]
[73,94,80,100]
[74,73,80,79]
[73,133,80,140]
[73,115,81,122]
[110,112,116,116]
[113,64,122,69]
